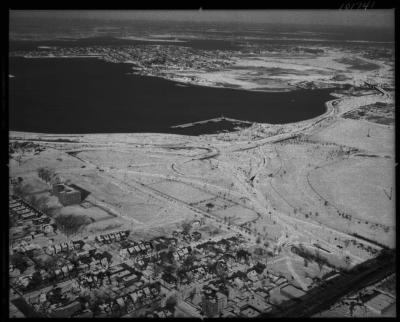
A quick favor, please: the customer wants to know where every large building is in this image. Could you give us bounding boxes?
[201,288,227,317]
[52,183,81,206]
[364,293,396,315]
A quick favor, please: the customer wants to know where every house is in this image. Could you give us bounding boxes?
[61,243,68,252]
[77,250,89,258]
[233,277,244,289]
[115,298,126,311]
[54,245,62,254]
[129,292,138,304]
[154,310,166,318]
[109,265,125,274]
[151,286,159,296]
[67,241,75,250]
[122,274,137,284]
[192,220,201,229]
[54,269,62,279]
[255,289,269,301]
[143,287,151,297]
[46,246,55,255]
[120,248,129,258]
[17,275,31,288]
[101,257,109,267]
[161,274,177,288]
[136,259,145,268]
[43,225,54,234]
[121,231,129,238]
[192,231,202,241]
[61,266,69,276]
[137,289,144,300]
[151,239,168,251]
[39,293,47,303]
[276,277,286,286]
[247,270,259,282]
[182,233,192,242]
[21,212,37,221]
[40,269,50,280]
[116,270,131,279]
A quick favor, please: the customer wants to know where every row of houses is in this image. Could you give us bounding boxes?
[96,283,161,317]
[95,230,130,244]
[180,266,212,285]
[9,195,57,241]
[119,241,153,259]
[10,198,43,221]
[196,236,242,255]
[173,246,191,261]
[45,240,85,255]
[150,308,174,318]
[78,269,109,288]
[13,262,76,292]
[53,264,77,280]
[11,242,41,254]
[172,230,202,243]
[150,236,175,252]
[11,223,55,242]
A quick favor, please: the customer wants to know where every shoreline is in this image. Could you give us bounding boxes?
[9,57,369,138]
[9,91,339,139]
[12,55,338,94]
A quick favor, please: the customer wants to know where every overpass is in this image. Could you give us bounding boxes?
[263,249,395,318]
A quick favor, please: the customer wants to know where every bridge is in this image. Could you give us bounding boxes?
[364,81,389,96]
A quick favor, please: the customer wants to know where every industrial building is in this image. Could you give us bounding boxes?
[364,293,396,315]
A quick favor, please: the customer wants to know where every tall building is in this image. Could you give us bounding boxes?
[201,288,227,317]
[216,292,228,312]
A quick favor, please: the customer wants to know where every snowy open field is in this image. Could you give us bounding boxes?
[309,157,394,227]
[149,180,215,203]
[213,205,259,225]
[311,118,394,156]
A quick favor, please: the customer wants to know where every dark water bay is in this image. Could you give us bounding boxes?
[9,57,335,135]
